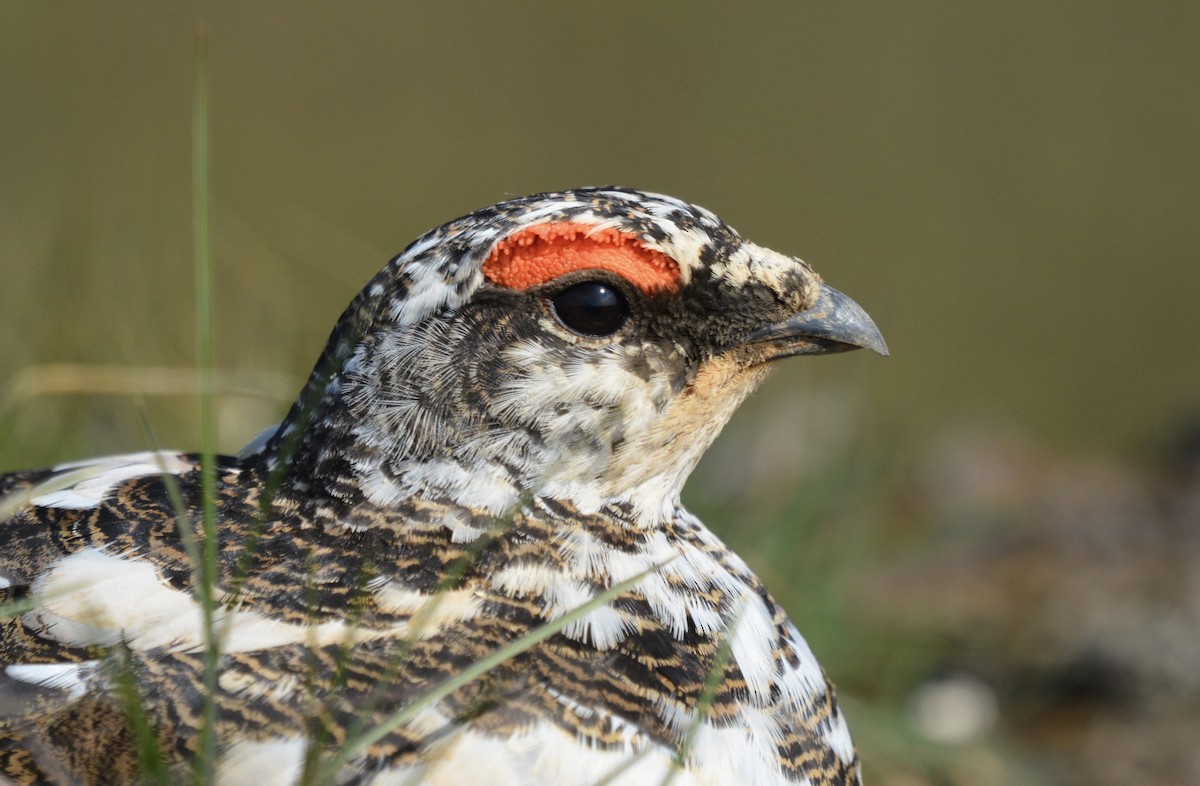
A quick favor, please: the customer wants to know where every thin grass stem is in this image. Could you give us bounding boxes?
[191,25,220,786]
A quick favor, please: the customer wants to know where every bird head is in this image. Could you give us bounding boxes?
[264,188,886,520]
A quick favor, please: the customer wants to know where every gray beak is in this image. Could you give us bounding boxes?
[748,283,889,359]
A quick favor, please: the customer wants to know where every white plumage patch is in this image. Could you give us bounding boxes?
[511,722,681,786]
[686,719,791,786]
[710,241,813,308]
[25,548,457,654]
[386,458,519,515]
[420,731,527,786]
[28,548,202,650]
[730,592,781,704]
[4,662,92,699]
[491,564,631,650]
[217,738,307,786]
[369,578,483,631]
[825,707,856,764]
[776,620,831,702]
[30,451,194,510]
[388,257,480,327]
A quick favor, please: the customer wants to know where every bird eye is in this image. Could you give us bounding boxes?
[550,281,630,337]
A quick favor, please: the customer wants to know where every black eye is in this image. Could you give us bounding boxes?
[550,281,630,337]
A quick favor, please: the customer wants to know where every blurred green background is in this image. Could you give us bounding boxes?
[2,3,1197,785]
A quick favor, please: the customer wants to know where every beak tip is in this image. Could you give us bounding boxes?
[859,323,889,357]
[808,283,889,357]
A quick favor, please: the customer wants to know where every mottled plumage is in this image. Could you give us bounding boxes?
[0,188,885,785]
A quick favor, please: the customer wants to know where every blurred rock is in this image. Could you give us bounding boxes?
[910,674,999,744]
[865,419,1200,785]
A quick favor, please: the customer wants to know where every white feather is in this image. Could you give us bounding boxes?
[824,707,856,765]
[776,621,830,702]
[687,720,789,786]
[730,592,780,704]
[508,720,685,786]
[26,548,443,654]
[32,451,193,510]
[217,738,306,786]
[5,662,92,699]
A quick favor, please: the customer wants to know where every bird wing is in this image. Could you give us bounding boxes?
[0,451,206,782]
[0,460,859,786]
[0,450,204,658]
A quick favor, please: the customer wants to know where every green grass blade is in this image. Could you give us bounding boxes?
[191,24,220,786]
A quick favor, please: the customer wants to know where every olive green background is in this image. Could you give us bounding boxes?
[1,4,1198,783]
[3,3,1196,463]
